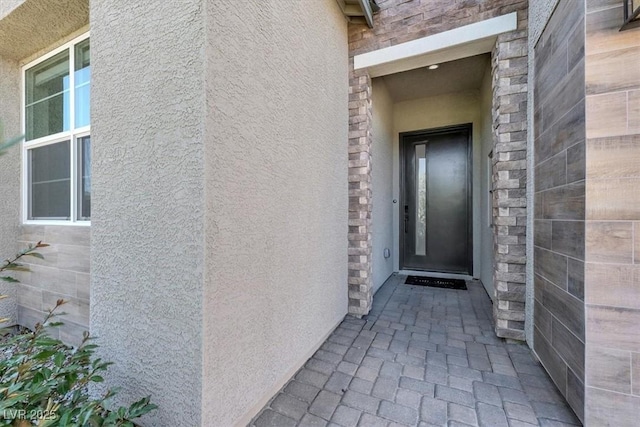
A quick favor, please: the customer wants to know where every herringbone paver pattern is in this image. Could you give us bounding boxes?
[251,275,580,427]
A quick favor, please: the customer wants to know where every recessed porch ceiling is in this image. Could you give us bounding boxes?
[380,53,490,102]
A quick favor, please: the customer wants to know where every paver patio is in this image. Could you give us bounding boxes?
[251,274,580,427]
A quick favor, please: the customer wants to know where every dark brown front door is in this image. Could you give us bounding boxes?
[400,125,472,274]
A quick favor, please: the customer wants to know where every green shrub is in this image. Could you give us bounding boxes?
[0,299,157,426]
[0,243,157,425]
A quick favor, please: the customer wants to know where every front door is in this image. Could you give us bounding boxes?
[400,125,472,274]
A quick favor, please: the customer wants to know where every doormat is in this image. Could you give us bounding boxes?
[404,275,467,290]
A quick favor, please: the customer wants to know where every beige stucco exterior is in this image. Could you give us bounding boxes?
[478,62,494,299]
[371,79,395,293]
[89,0,206,424]
[201,1,349,424]
[0,54,20,325]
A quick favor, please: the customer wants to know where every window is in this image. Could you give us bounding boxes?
[22,34,90,223]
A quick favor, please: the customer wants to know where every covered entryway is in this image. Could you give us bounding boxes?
[347,11,529,342]
[368,52,494,301]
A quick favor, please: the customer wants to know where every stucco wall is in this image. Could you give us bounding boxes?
[392,90,483,278]
[90,1,205,425]
[0,55,20,325]
[202,1,349,425]
[479,63,495,300]
[371,79,394,293]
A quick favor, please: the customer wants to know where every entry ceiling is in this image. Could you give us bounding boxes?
[381,53,491,102]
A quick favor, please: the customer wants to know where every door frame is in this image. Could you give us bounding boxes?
[398,123,473,274]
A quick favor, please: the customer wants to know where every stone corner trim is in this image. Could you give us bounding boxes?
[348,66,373,317]
[491,16,529,341]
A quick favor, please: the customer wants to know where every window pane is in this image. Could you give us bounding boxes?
[25,51,70,140]
[415,144,427,256]
[74,39,90,128]
[29,141,70,219]
[77,136,91,220]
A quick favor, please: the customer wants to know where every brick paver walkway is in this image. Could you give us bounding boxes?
[251,274,580,427]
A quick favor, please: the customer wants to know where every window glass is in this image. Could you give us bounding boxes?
[24,35,90,223]
[29,141,70,219]
[74,39,90,128]
[25,51,70,141]
[78,136,91,220]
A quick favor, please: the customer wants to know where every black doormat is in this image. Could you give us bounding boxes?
[404,275,467,290]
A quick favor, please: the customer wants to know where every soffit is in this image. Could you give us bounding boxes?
[0,0,23,19]
[336,0,374,27]
[0,0,89,61]
[381,53,490,102]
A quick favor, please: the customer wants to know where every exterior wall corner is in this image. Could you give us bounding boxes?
[348,64,374,316]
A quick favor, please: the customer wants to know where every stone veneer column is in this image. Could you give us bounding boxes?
[348,63,373,316]
[491,15,529,340]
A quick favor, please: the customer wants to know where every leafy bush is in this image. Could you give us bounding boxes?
[0,244,158,425]
[0,299,156,426]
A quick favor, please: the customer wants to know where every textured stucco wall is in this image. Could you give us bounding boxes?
[371,79,394,293]
[0,55,20,324]
[90,1,204,425]
[0,0,88,60]
[392,90,483,277]
[479,63,495,300]
[526,0,560,346]
[202,1,348,424]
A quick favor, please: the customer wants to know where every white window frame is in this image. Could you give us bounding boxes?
[21,32,90,226]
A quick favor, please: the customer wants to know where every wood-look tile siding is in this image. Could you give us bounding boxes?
[16,225,90,346]
[533,0,585,422]
[584,0,640,424]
